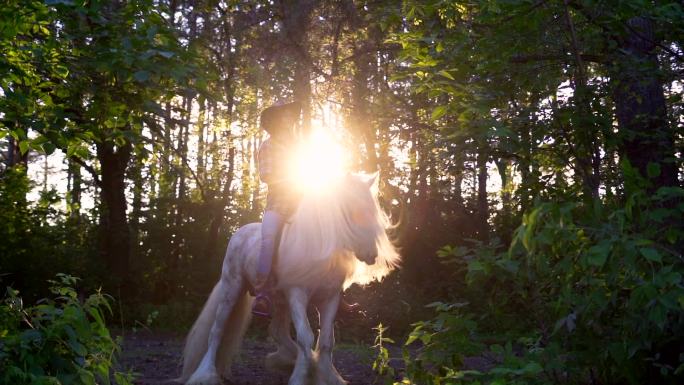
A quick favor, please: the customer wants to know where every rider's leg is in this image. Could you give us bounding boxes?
[256,209,284,288]
[253,210,284,317]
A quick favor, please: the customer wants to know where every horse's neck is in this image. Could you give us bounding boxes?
[283,197,345,249]
[277,196,353,285]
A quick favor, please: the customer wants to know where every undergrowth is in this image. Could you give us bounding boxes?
[0,274,133,385]
[375,187,684,385]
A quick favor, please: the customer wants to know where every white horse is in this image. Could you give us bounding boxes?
[177,173,400,385]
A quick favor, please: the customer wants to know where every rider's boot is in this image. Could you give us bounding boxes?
[252,274,272,318]
[252,210,283,318]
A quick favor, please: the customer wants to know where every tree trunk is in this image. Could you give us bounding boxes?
[96,139,132,294]
[477,143,489,241]
[170,96,192,271]
[612,17,678,190]
[564,0,601,200]
[6,135,28,170]
[518,113,533,212]
[250,136,261,214]
[150,126,158,201]
[204,19,237,261]
[197,96,206,181]
[495,158,512,212]
[280,0,315,133]
[129,147,144,260]
[42,154,49,192]
[400,131,431,281]
[158,102,173,200]
[67,158,81,219]
[205,142,235,262]
[351,40,379,171]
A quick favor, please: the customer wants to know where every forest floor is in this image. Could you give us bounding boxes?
[116,327,387,385]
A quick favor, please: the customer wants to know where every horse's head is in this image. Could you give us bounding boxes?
[277,171,400,288]
[340,172,384,265]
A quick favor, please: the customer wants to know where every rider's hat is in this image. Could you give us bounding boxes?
[260,101,301,135]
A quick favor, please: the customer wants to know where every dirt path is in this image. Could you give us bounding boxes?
[117,328,380,385]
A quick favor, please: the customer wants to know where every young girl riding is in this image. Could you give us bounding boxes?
[252,101,360,318]
[252,101,301,317]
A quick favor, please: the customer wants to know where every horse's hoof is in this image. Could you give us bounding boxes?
[186,370,221,385]
[318,374,348,385]
[316,364,348,385]
[266,351,296,372]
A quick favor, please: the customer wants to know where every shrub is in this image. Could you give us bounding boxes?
[0,167,100,302]
[376,187,684,384]
[0,274,133,385]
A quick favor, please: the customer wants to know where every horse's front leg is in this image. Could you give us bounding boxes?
[315,292,347,385]
[266,295,298,372]
[287,287,315,385]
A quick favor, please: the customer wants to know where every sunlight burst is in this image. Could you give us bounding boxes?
[288,128,348,194]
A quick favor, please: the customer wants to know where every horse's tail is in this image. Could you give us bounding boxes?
[177,281,252,383]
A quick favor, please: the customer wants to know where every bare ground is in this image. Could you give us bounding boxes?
[116,326,382,385]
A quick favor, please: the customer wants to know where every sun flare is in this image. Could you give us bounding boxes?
[288,128,348,194]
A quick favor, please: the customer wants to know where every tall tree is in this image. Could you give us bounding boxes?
[280,0,316,132]
[612,17,678,190]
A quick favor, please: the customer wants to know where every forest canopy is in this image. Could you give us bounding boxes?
[1,0,683,384]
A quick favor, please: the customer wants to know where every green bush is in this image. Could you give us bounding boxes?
[377,187,684,385]
[0,274,133,385]
[0,167,100,302]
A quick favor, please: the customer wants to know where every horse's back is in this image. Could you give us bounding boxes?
[232,222,261,240]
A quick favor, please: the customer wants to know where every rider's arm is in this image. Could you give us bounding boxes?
[258,139,279,184]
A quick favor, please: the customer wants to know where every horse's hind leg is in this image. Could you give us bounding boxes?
[315,292,347,385]
[187,277,243,385]
[287,288,315,385]
[266,295,297,372]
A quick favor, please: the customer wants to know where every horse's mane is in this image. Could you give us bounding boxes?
[275,173,400,289]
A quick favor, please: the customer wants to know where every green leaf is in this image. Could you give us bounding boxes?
[587,241,611,267]
[649,304,667,329]
[143,100,165,115]
[42,142,57,155]
[647,162,661,178]
[79,369,96,385]
[21,329,42,343]
[66,143,78,158]
[405,331,421,345]
[55,65,69,78]
[431,105,447,120]
[133,70,150,82]
[438,70,454,80]
[675,362,684,376]
[18,140,29,155]
[468,260,485,272]
[114,372,134,385]
[521,362,543,374]
[68,340,87,356]
[639,247,662,263]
